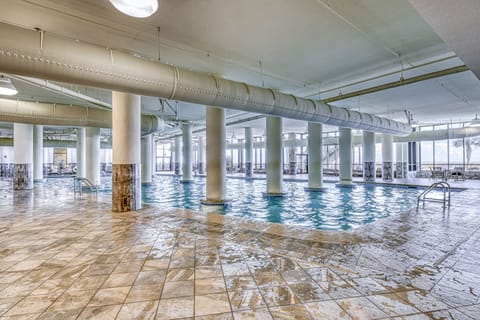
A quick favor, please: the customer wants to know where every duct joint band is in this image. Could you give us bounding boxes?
[169,66,179,100]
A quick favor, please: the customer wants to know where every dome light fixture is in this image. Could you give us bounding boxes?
[0,76,18,96]
[109,0,158,18]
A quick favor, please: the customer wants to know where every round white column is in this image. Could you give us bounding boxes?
[86,127,100,187]
[362,131,376,182]
[198,136,205,175]
[76,128,86,178]
[306,122,325,191]
[382,134,394,181]
[33,125,43,182]
[201,106,226,205]
[181,123,193,182]
[141,134,153,185]
[339,127,353,186]
[265,116,284,196]
[13,123,33,190]
[112,91,141,212]
[174,136,182,175]
[245,127,253,178]
[287,132,297,175]
[395,142,408,179]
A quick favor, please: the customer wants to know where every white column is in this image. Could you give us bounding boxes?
[395,142,408,179]
[13,123,33,190]
[181,123,193,182]
[33,125,43,182]
[265,116,284,195]
[382,134,394,181]
[141,134,153,184]
[288,132,297,175]
[363,131,376,182]
[245,127,253,178]
[306,122,325,190]
[198,136,205,175]
[202,106,226,205]
[76,128,86,178]
[339,127,353,186]
[174,136,181,175]
[112,91,141,212]
[86,127,100,186]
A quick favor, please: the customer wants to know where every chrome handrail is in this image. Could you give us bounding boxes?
[417,181,451,209]
[73,177,98,197]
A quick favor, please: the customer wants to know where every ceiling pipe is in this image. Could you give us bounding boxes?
[0,98,164,135]
[0,23,411,136]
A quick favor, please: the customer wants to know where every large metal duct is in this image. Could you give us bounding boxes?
[0,23,411,136]
[0,98,164,135]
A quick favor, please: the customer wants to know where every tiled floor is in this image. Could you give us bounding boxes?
[0,178,480,319]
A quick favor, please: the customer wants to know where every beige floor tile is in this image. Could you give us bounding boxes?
[196,277,227,295]
[304,300,352,320]
[269,305,314,320]
[161,280,194,299]
[76,304,122,320]
[367,293,420,317]
[259,286,300,307]
[196,266,223,279]
[126,285,162,303]
[36,308,82,320]
[155,296,194,319]
[229,289,265,311]
[336,297,388,319]
[102,272,138,288]
[135,270,167,286]
[195,293,231,317]
[232,308,273,320]
[166,268,194,282]
[47,289,96,312]
[68,275,107,291]
[88,286,131,307]
[116,300,158,320]
[142,259,170,271]
[196,313,234,320]
[4,295,57,316]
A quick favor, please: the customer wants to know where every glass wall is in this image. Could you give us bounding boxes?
[156,142,171,171]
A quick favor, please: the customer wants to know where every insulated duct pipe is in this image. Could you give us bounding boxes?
[0,98,164,135]
[0,23,411,136]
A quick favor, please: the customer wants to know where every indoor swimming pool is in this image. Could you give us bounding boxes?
[141,175,430,230]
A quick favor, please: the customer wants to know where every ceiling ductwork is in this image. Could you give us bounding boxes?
[0,23,411,136]
[0,98,164,135]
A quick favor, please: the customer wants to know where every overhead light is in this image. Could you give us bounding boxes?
[469,114,480,127]
[0,76,17,96]
[109,0,158,18]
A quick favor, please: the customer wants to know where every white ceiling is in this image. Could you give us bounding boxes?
[0,0,479,138]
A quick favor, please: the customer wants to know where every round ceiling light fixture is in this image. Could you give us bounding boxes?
[0,76,18,96]
[109,0,158,18]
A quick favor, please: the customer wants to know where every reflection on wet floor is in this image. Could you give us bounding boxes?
[0,177,479,319]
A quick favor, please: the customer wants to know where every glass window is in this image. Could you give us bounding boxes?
[420,141,434,171]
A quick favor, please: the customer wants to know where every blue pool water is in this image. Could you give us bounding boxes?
[140,175,431,231]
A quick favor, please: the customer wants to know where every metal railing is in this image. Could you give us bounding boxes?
[73,177,98,197]
[417,181,451,210]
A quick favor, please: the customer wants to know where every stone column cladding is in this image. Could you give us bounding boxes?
[339,127,353,185]
[265,116,284,195]
[76,128,86,178]
[112,91,141,212]
[85,127,100,186]
[33,125,43,182]
[198,136,205,175]
[174,136,181,175]
[382,134,394,182]
[288,132,297,175]
[13,123,33,190]
[306,122,325,191]
[112,164,140,212]
[181,123,193,182]
[363,131,376,182]
[395,142,408,179]
[244,127,253,178]
[141,134,153,185]
[202,106,227,204]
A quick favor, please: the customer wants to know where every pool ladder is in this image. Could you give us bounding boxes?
[74,177,98,197]
[417,181,451,210]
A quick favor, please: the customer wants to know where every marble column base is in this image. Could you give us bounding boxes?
[200,199,231,206]
[174,162,181,175]
[382,162,393,181]
[262,192,287,198]
[14,164,33,190]
[198,162,205,175]
[245,162,252,178]
[112,164,141,212]
[304,186,328,192]
[363,161,376,182]
[396,162,407,179]
[289,162,296,175]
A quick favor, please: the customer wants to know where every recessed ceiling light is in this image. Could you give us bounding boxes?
[109,0,158,18]
[0,76,18,96]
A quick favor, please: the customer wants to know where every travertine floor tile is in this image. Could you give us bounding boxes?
[195,293,231,317]
[155,296,194,319]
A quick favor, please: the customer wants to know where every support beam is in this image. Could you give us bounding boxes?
[245,127,253,178]
[174,136,181,176]
[112,91,141,212]
[363,131,376,182]
[306,122,325,191]
[181,123,193,182]
[86,127,100,186]
[396,142,408,179]
[202,107,227,205]
[33,125,43,182]
[382,134,394,182]
[13,123,33,190]
[76,128,86,178]
[338,128,353,186]
[265,117,284,196]
[198,136,205,175]
[141,134,153,185]
[287,132,297,175]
